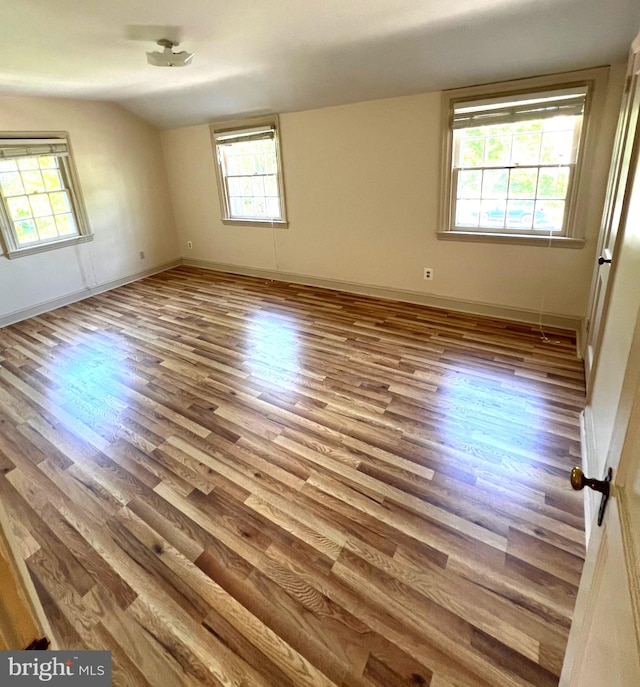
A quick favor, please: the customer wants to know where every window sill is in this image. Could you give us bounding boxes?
[222,218,289,228]
[4,233,94,259]
[436,231,586,248]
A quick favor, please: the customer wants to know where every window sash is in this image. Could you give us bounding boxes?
[0,156,79,247]
[222,174,283,221]
[451,163,577,234]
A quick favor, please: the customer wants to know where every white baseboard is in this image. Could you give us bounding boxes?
[580,407,599,545]
[2,254,584,340]
[182,258,582,333]
[0,259,182,329]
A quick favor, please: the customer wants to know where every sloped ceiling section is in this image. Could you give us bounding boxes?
[1,0,639,129]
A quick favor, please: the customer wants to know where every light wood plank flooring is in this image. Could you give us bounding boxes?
[0,266,586,686]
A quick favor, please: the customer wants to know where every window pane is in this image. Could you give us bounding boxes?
[506,200,535,228]
[541,131,574,164]
[455,200,481,227]
[55,213,77,236]
[537,200,565,231]
[14,219,39,244]
[254,198,267,217]
[255,155,268,174]
[480,200,507,228]
[481,169,508,199]
[484,124,513,137]
[230,197,243,216]
[511,134,542,165]
[515,120,543,134]
[49,190,71,214]
[42,169,63,191]
[240,155,255,175]
[538,168,570,199]
[457,170,482,199]
[267,197,281,217]
[484,137,511,166]
[6,195,32,221]
[35,216,58,240]
[0,172,25,196]
[226,155,242,175]
[21,171,45,194]
[38,156,59,169]
[0,159,18,172]
[17,158,39,171]
[265,153,277,175]
[264,176,278,196]
[242,198,255,216]
[458,138,484,167]
[29,194,53,217]
[251,177,264,196]
[544,115,577,132]
[235,178,249,196]
[227,177,241,195]
[509,168,538,198]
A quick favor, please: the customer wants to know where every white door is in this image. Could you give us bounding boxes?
[584,41,640,388]
[560,304,640,686]
[560,36,640,682]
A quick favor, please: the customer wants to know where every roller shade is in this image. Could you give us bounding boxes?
[0,138,68,160]
[452,87,588,129]
[213,126,275,145]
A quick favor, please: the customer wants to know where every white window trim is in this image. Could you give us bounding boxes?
[437,67,610,247]
[210,115,289,227]
[0,131,92,259]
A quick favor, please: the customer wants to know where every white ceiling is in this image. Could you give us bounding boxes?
[2,0,639,129]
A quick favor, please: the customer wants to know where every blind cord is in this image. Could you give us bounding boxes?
[537,148,572,345]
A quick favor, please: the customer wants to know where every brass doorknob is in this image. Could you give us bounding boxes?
[570,467,611,496]
[570,467,613,526]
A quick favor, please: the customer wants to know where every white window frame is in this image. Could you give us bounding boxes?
[0,132,92,259]
[438,68,610,247]
[210,115,288,227]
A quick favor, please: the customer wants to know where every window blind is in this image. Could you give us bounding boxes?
[0,138,68,160]
[213,126,275,145]
[452,87,588,129]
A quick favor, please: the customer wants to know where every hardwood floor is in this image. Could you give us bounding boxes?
[0,266,586,686]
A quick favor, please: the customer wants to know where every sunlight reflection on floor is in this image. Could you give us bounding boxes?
[435,366,553,482]
[49,333,130,439]
[245,311,301,390]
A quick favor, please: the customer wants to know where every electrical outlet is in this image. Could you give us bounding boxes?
[187,241,193,249]
[139,250,145,259]
[423,267,434,281]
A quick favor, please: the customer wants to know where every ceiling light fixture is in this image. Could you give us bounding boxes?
[146,39,194,68]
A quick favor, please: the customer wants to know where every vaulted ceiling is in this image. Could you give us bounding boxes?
[2,0,639,129]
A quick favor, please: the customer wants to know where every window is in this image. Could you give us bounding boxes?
[0,134,91,258]
[439,69,608,246]
[211,116,287,225]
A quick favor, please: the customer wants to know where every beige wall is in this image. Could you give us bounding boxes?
[161,64,626,322]
[0,96,179,321]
